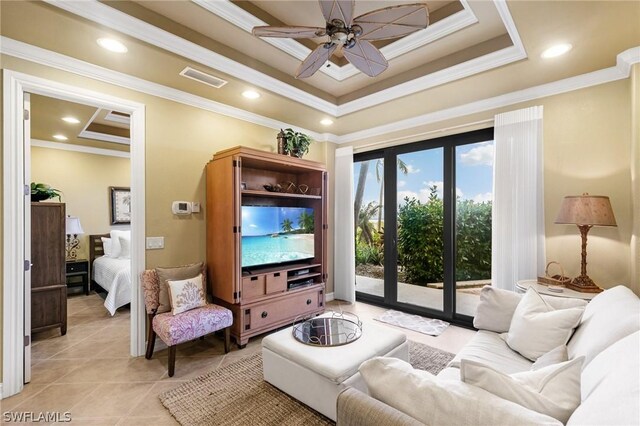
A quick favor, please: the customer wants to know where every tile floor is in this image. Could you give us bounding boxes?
[2,293,475,425]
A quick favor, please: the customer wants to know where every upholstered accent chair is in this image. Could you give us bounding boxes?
[141,267,233,377]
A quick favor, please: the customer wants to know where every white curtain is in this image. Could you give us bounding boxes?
[334,146,356,302]
[492,106,545,290]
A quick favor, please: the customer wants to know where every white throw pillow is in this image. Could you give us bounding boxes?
[101,237,112,257]
[461,357,583,424]
[118,236,131,259]
[167,274,206,315]
[109,230,130,258]
[359,357,562,426]
[502,288,585,361]
[473,286,523,333]
[531,345,568,371]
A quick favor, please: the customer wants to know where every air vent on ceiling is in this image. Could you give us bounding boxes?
[179,67,228,89]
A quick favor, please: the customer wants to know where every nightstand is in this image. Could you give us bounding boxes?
[66,259,90,295]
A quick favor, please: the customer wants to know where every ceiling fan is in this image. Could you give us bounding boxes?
[252,0,429,78]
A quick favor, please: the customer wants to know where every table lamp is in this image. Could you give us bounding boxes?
[65,215,84,261]
[554,194,616,292]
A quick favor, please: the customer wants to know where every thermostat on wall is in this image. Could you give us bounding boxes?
[172,201,192,215]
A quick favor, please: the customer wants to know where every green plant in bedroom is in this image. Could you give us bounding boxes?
[283,128,312,158]
[30,182,62,202]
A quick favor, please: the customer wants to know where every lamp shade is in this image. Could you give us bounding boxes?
[554,194,617,226]
[65,216,84,235]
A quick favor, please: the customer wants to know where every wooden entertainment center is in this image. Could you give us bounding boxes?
[206,146,327,347]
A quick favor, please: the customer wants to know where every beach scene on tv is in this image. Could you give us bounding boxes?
[241,206,315,268]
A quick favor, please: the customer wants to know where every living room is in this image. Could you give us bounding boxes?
[1,0,639,424]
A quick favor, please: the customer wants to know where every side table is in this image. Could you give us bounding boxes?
[516,279,597,301]
[66,259,90,295]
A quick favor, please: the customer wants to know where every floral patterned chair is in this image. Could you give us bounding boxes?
[141,268,233,377]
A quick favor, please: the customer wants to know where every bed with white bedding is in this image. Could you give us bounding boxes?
[89,233,132,315]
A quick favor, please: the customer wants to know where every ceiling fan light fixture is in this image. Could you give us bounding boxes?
[242,90,261,99]
[541,43,572,59]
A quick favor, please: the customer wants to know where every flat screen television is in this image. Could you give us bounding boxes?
[241,206,315,268]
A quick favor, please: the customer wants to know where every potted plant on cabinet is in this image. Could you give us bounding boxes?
[31,182,62,202]
[282,128,312,158]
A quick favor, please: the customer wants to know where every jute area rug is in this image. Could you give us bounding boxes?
[159,341,454,426]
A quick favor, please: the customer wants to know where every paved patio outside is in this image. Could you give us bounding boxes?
[355,275,489,317]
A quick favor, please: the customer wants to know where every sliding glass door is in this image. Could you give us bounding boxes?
[354,128,494,326]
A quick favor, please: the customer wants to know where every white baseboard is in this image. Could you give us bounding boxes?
[325,292,335,302]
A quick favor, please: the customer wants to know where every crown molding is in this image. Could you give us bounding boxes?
[337,47,639,144]
[31,139,131,158]
[0,37,338,143]
[78,130,130,145]
[193,0,478,81]
[3,36,636,148]
[43,0,524,117]
[43,0,339,115]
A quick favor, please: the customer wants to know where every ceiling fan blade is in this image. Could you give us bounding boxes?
[296,43,338,79]
[343,39,388,77]
[353,4,429,41]
[319,0,355,25]
[252,26,327,38]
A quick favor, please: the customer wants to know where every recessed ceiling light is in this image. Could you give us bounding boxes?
[61,116,80,124]
[97,38,128,53]
[242,90,260,99]
[320,118,333,126]
[52,134,68,141]
[541,43,572,59]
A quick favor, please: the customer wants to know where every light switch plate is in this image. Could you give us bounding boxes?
[191,202,201,213]
[146,237,164,249]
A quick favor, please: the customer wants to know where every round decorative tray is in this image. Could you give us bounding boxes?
[292,311,362,347]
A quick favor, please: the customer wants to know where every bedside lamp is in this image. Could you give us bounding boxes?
[65,216,84,261]
[555,194,616,292]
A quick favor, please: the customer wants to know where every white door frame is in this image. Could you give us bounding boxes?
[2,69,146,398]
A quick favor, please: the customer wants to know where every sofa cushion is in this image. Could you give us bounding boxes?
[360,357,562,426]
[567,285,640,367]
[503,288,584,361]
[449,330,533,374]
[531,345,568,370]
[473,286,588,333]
[567,331,639,425]
[461,357,583,424]
[262,320,406,384]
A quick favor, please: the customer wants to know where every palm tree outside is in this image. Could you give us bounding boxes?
[281,218,293,233]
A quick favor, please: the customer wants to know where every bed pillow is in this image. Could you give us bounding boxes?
[359,357,562,425]
[460,357,583,424]
[168,274,207,315]
[118,236,131,259]
[101,237,113,257]
[155,262,204,314]
[502,287,584,361]
[109,230,130,258]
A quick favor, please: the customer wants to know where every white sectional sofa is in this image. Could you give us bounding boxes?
[336,285,640,425]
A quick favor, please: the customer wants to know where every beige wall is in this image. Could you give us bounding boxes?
[30,147,131,261]
[631,64,640,294]
[0,55,330,382]
[345,79,634,293]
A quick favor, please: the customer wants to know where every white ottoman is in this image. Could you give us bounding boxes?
[262,320,408,421]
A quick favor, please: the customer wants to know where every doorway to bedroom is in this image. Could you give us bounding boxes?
[26,93,133,384]
[2,70,146,399]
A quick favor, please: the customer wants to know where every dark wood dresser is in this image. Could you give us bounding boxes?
[31,202,67,335]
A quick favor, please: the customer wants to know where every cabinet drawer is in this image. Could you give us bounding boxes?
[242,275,265,300]
[265,272,286,294]
[247,289,322,331]
[66,261,88,274]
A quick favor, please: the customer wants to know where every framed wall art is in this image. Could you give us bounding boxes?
[110,186,131,224]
